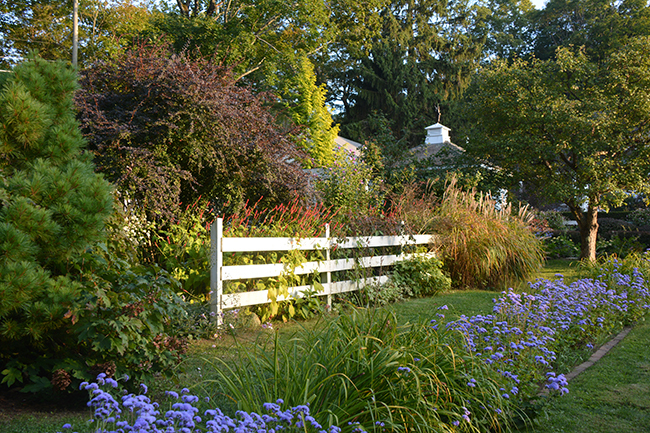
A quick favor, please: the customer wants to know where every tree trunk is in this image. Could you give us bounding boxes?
[569,203,599,262]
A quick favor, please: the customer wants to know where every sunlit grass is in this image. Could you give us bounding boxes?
[525,314,650,433]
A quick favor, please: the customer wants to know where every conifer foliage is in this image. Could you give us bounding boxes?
[0,56,113,391]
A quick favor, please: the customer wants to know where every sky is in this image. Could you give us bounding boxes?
[531,0,547,9]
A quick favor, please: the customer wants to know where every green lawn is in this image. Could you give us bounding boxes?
[525,316,650,433]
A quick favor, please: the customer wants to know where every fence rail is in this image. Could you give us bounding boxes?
[210,218,434,323]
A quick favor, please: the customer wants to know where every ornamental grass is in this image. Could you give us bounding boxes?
[433,178,545,290]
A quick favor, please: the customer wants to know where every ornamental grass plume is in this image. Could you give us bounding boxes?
[433,177,545,290]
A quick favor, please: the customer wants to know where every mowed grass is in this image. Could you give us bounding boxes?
[525,315,650,433]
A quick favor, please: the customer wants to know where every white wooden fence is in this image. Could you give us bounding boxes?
[210,218,433,324]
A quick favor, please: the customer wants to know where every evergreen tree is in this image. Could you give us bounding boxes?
[332,0,487,150]
[0,55,113,388]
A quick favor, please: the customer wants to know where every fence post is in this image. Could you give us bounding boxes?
[210,218,224,326]
[325,223,332,309]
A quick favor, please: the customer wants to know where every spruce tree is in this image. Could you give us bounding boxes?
[0,55,113,389]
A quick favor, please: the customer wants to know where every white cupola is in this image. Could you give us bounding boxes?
[424,123,451,145]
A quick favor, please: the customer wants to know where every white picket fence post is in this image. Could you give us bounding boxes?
[209,217,434,324]
[325,223,332,309]
[209,218,223,325]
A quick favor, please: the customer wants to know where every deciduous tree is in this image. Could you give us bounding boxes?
[0,0,154,68]
[465,39,650,261]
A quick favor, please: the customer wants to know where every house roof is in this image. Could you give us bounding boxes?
[334,136,362,156]
[409,123,464,164]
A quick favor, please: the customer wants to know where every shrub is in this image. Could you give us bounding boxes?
[597,217,635,231]
[543,234,580,259]
[391,252,451,297]
[628,207,650,227]
[537,210,568,231]
[76,44,311,224]
[432,179,545,290]
[596,233,644,258]
[317,146,385,216]
[341,279,413,308]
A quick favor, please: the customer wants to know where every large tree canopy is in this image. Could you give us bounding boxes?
[532,0,650,61]
[464,38,650,261]
[0,0,155,68]
[75,45,311,222]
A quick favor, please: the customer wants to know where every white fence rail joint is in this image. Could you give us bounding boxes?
[209,217,434,324]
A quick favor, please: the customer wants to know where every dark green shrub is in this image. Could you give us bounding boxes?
[391,253,451,297]
[1,247,188,393]
[538,210,569,231]
[597,217,635,231]
[543,235,580,259]
[628,208,650,227]
[596,233,644,258]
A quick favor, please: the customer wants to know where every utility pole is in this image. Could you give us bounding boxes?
[72,0,78,67]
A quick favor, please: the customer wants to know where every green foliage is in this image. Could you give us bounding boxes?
[317,147,385,215]
[72,248,188,386]
[154,0,333,90]
[155,202,212,297]
[628,207,650,227]
[277,55,339,168]
[203,309,510,432]
[596,234,645,259]
[391,252,451,297]
[543,235,580,259]
[539,210,569,232]
[433,179,545,290]
[0,0,155,69]
[532,0,650,62]
[342,279,413,308]
[332,0,488,149]
[465,37,650,260]
[1,246,188,393]
[0,55,114,392]
[256,248,325,323]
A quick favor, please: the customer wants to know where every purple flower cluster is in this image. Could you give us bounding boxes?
[60,375,341,433]
[446,262,650,401]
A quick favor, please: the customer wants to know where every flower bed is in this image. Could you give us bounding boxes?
[447,255,650,415]
[60,256,650,433]
[59,373,340,433]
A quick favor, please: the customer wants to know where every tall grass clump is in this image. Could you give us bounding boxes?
[202,309,515,433]
[433,179,545,290]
